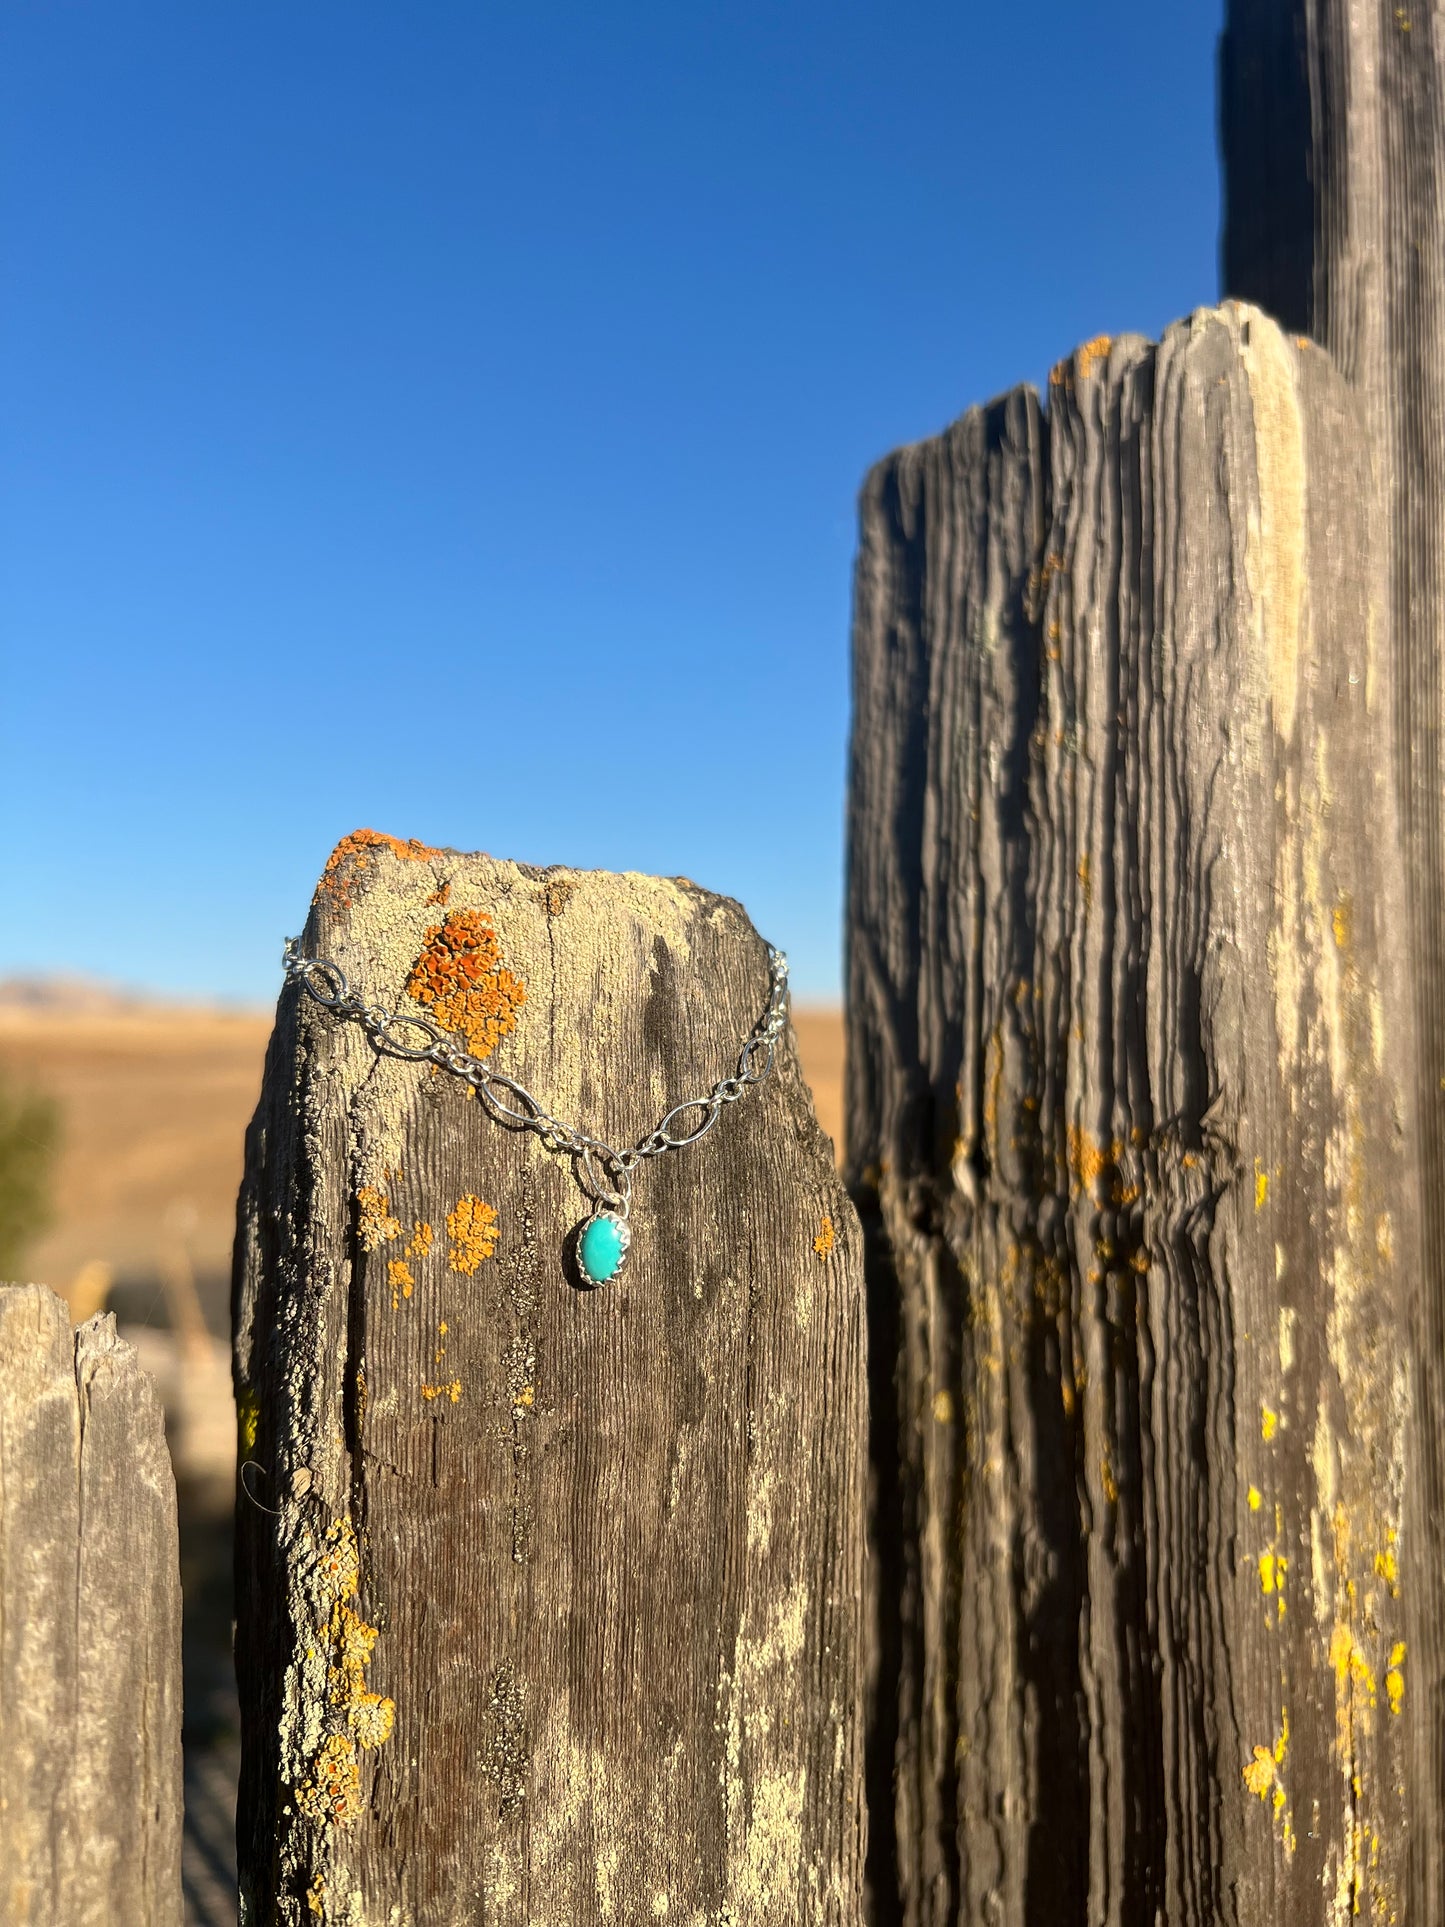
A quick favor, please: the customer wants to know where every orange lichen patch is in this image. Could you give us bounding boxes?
[319,828,441,907]
[387,1258,415,1308]
[1066,1125,1122,1195]
[424,880,452,907]
[406,1220,433,1259]
[357,1187,401,1251]
[1076,335,1113,379]
[422,1378,463,1404]
[447,1194,499,1273]
[405,908,526,1059]
[296,1733,363,1825]
[813,1216,835,1261]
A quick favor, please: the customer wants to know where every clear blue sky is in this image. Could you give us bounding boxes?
[1,2,1221,1004]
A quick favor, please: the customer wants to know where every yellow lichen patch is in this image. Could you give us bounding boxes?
[1255,1162,1270,1210]
[1244,1709,1293,1853]
[406,1220,433,1259]
[405,908,526,1059]
[319,827,441,907]
[422,1378,463,1404]
[1332,895,1353,950]
[317,1519,360,1602]
[1375,1525,1401,1594]
[294,1529,395,1828]
[1244,1745,1277,1798]
[1100,1458,1119,1505]
[1076,334,1113,379]
[350,1691,396,1748]
[932,1390,954,1425]
[1387,1642,1406,1715]
[356,1186,402,1251]
[1329,1624,1378,1704]
[387,1258,415,1308]
[1248,1485,1263,1512]
[1262,1405,1279,1441]
[812,1216,835,1261]
[306,1876,326,1918]
[237,1383,259,1456]
[296,1733,362,1826]
[333,1602,378,1682]
[447,1194,499,1273]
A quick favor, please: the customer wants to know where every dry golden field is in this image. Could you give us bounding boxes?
[0,1000,845,1320]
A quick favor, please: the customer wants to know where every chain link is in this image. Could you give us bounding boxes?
[280,931,789,1216]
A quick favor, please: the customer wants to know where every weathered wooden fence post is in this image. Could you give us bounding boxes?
[1221,12,1445,1912]
[0,1283,184,1925]
[847,307,1422,1922]
[232,833,867,1924]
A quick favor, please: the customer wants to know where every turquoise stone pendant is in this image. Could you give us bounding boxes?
[576,1209,630,1287]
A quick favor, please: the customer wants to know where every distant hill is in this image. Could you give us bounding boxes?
[0,974,262,1018]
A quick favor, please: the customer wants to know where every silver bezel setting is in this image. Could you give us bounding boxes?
[578,1208,631,1286]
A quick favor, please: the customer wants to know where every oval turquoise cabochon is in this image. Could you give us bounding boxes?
[579,1213,627,1284]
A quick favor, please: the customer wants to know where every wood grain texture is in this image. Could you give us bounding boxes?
[847,307,1421,1924]
[0,1283,184,1926]
[232,836,866,1926]
[1222,10,1445,1912]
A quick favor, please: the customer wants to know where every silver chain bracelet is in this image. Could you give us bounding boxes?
[281,933,789,1286]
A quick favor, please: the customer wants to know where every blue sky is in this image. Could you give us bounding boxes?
[1,2,1221,1003]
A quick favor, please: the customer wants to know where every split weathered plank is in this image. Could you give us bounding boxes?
[0,1282,184,1926]
[232,833,867,1926]
[846,306,1420,1924]
[1221,11,1445,1913]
